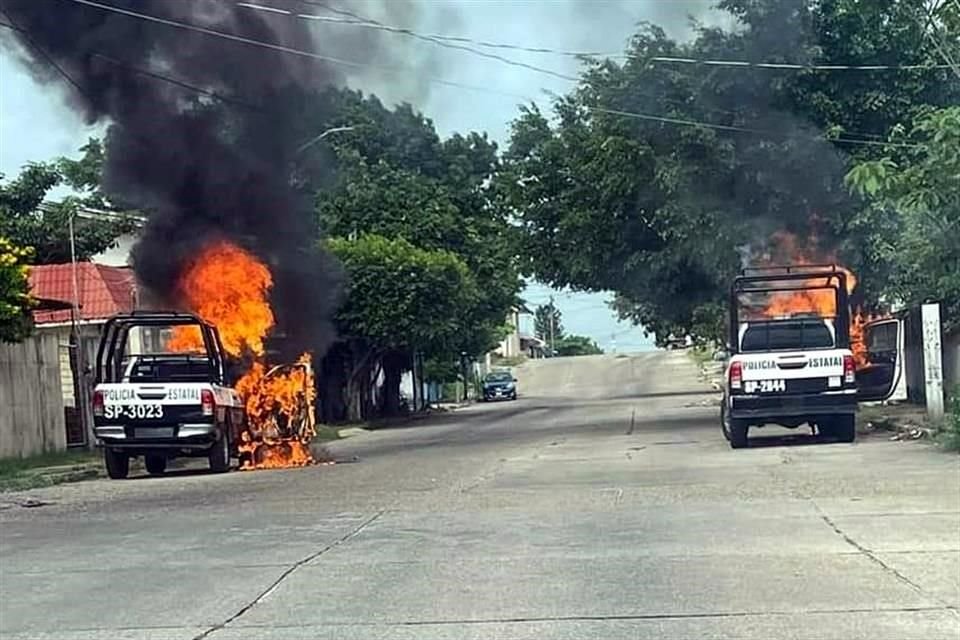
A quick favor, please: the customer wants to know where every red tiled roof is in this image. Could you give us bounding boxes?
[29,263,136,324]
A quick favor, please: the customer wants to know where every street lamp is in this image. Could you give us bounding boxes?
[294,125,356,155]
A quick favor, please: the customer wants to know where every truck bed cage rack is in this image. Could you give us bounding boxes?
[730,268,851,352]
[95,311,227,385]
[740,264,842,276]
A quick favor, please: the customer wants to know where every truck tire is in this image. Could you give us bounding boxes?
[104,448,130,480]
[833,414,856,443]
[145,454,167,476]
[208,431,230,473]
[722,403,748,447]
[729,419,749,449]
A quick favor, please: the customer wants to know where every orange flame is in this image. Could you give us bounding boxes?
[168,240,319,470]
[753,232,882,369]
[759,232,856,319]
[168,241,274,356]
[234,354,318,470]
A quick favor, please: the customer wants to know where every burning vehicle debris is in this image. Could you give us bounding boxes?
[235,356,318,470]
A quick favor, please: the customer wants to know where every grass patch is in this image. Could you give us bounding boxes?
[936,388,960,452]
[0,449,100,492]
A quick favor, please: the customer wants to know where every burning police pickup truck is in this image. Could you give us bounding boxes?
[92,312,244,478]
[92,310,318,479]
[721,265,901,449]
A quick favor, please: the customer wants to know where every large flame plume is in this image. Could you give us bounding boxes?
[167,240,318,470]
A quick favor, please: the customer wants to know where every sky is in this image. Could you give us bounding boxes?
[0,0,727,353]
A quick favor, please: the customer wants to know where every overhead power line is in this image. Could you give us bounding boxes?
[241,1,579,82]
[0,11,92,103]
[62,0,531,99]
[50,0,922,149]
[254,1,952,72]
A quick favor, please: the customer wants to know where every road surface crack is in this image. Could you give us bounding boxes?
[814,502,958,614]
[192,510,385,639]
[224,605,956,630]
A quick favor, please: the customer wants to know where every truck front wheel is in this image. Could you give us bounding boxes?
[104,448,130,479]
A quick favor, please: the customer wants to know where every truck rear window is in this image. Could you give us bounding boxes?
[740,320,834,352]
[126,356,212,382]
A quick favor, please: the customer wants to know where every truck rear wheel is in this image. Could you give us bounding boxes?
[145,454,167,476]
[208,431,230,473]
[729,419,749,449]
[104,448,129,480]
[829,414,856,443]
[722,403,748,448]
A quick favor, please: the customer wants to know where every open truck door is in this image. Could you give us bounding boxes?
[856,317,903,402]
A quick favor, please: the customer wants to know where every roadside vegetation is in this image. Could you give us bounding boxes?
[937,389,960,452]
[0,450,100,492]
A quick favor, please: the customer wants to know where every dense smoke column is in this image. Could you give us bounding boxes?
[0,0,345,355]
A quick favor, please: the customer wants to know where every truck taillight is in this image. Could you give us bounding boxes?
[92,390,104,417]
[201,389,215,417]
[844,355,856,385]
[729,360,743,390]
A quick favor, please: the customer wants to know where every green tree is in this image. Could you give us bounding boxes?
[0,140,138,264]
[534,303,564,342]
[328,234,480,418]
[500,0,957,345]
[554,335,604,357]
[315,95,521,417]
[0,236,33,342]
[846,106,960,329]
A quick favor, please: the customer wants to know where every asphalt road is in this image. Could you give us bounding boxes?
[1,351,958,639]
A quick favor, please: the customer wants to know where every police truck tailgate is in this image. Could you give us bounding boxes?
[735,350,850,394]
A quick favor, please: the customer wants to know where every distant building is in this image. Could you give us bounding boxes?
[494,303,545,360]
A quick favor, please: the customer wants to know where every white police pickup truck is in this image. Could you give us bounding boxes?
[721,267,900,449]
[92,312,245,479]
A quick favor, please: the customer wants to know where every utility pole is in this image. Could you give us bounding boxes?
[549,295,556,355]
[68,213,94,450]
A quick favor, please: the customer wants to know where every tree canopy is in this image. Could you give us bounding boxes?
[499,0,957,345]
[327,234,480,354]
[0,139,138,264]
[847,107,960,329]
[317,92,521,361]
[308,90,522,418]
[0,236,33,343]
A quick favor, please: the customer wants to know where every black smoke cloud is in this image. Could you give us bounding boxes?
[0,0,403,359]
